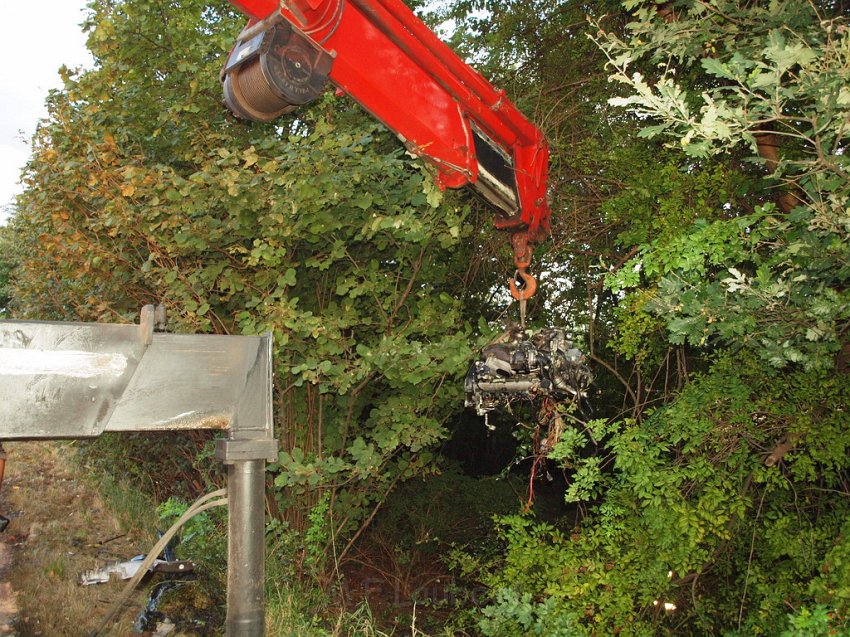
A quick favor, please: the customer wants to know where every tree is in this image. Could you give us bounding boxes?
[13,0,849,632]
[0,224,13,318]
[440,1,850,635]
[594,0,850,371]
[10,0,487,583]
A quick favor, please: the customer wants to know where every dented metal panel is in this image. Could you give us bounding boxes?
[0,321,146,438]
[106,333,266,433]
[0,312,273,440]
[0,308,276,636]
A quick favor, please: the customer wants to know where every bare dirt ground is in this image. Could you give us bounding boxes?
[0,540,17,635]
[0,440,154,636]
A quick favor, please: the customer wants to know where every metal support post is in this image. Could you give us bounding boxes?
[216,438,277,637]
[227,458,266,636]
[0,311,278,632]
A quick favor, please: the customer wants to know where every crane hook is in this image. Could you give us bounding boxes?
[509,231,537,301]
[509,268,537,301]
[508,230,537,328]
[511,231,533,270]
[510,268,537,329]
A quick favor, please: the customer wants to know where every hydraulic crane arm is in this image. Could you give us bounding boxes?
[222,0,550,294]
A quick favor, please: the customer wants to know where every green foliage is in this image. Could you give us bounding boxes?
[8,0,478,560]
[157,494,228,599]
[601,152,750,250]
[594,0,850,371]
[600,1,848,161]
[157,496,223,562]
[479,589,588,637]
[605,201,850,370]
[304,492,332,578]
[463,353,850,635]
[0,225,12,317]
[777,605,850,637]
[559,18,850,629]
[79,432,218,501]
[371,465,518,550]
[7,0,850,634]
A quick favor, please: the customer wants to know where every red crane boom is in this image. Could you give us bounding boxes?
[221,0,550,298]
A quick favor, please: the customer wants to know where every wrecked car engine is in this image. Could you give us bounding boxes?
[464,327,593,417]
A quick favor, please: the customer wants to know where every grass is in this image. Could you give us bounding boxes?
[2,440,156,636]
[1,441,457,636]
[265,583,397,637]
[94,470,159,545]
[264,538,403,637]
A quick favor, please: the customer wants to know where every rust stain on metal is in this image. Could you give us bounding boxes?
[150,411,232,430]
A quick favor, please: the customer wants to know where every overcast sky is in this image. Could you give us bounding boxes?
[0,0,92,225]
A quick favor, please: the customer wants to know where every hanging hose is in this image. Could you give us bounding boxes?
[89,488,229,637]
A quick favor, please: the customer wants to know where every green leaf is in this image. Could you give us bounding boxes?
[701,57,735,80]
[353,192,373,210]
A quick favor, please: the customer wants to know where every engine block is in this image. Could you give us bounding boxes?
[464,327,593,417]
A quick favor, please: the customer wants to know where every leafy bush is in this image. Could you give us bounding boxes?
[9,0,480,560]
[461,353,850,635]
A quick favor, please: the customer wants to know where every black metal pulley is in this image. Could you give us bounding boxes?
[222,21,334,122]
